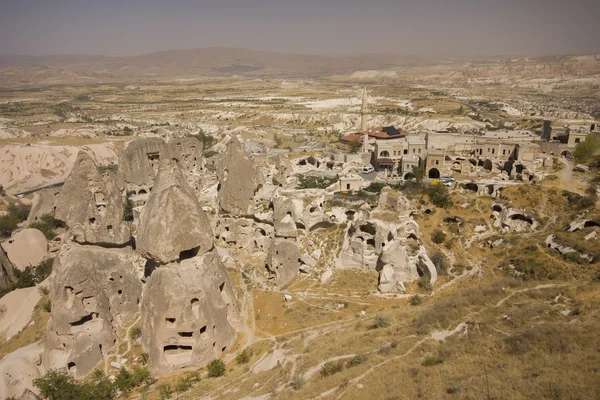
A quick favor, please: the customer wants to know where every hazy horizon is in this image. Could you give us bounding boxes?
[1,0,599,57]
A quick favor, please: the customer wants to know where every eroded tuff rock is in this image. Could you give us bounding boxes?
[215,217,272,251]
[167,137,205,188]
[137,158,213,264]
[119,138,167,190]
[266,238,300,287]
[1,229,48,271]
[55,152,130,246]
[44,243,145,378]
[377,243,437,293]
[273,197,303,238]
[217,137,264,217]
[141,251,238,372]
[26,187,61,226]
[273,155,293,187]
[0,246,15,291]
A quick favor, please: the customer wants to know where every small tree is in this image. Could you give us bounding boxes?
[123,197,134,222]
[33,368,85,400]
[431,229,446,244]
[412,163,425,184]
[574,134,600,164]
[348,139,362,154]
[207,359,226,377]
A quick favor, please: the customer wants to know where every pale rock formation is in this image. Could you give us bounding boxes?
[137,159,213,264]
[492,208,539,232]
[25,187,60,226]
[217,137,264,217]
[265,238,300,287]
[273,197,303,238]
[54,152,130,246]
[0,245,15,291]
[377,244,437,293]
[0,286,40,340]
[118,138,167,191]
[0,341,44,399]
[44,244,145,378]
[273,155,293,187]
[215,218,272,251]
[141,251,238,372]
[167,137,205,189]
[2,229,48,271]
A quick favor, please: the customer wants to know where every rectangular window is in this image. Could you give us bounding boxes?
[404,149,408,154]
[503,149,506,155]
[492,148,495,154]
[436,160,439,165]
[413,149,416,153]
[418,149,421,154]
[346,184,350,190]
[575,138,581,143]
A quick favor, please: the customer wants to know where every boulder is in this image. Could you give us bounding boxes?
[137,159,213,264]
[2,229,48,271]
[0,341,44,399]
[217,137,264,217]
[54,152,130,246]
[141,250,238,372]
[44,244,145,378]
[265,239,300,287]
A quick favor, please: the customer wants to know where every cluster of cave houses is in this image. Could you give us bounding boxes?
[8,134,455,390]
[341,125,587,184]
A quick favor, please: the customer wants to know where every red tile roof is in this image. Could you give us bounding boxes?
[340,126,406,143]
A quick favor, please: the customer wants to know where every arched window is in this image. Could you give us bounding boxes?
[380,151,390,157]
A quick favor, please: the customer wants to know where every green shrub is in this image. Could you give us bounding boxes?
[430,251,449,275]
[123,197,134,222]
[130,326,142,340]
[158,383,173,400]
[292,375,305,390]
[419,276,433,292]
[369,315,390,329]
[236,348,253,365]
[41,298,52,312]
[431,229,446,244]
[410,295,423,306]
[207,359,226,377]
[347,354,367,367]
[174,375,194,393]
[320,360,344,377]
[426,185,453,208]
[422,356,444,366]
[34,369,86,400]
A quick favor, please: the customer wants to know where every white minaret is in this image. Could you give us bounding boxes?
[361,87,369,152]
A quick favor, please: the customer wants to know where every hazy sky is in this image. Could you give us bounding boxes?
[0,0,599,56]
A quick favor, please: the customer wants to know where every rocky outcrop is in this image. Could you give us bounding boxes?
[492,207,539,232]
[141,250,238,372]
[44,243,145,378]
[167,137,205,189]
[377,243,437,293]
[273,197,303,238]
[273,155,293,187]
[25,187,60,226]
[119,138,167,190]
[0,246,15,290]
[55,152,130,246]
[1,229,48,271]
[136,159,213,264]
[215,218,272,251]
[265,238,300,287]
[217,137,264,217]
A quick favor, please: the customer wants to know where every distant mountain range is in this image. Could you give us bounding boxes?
[0,47,598,85]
